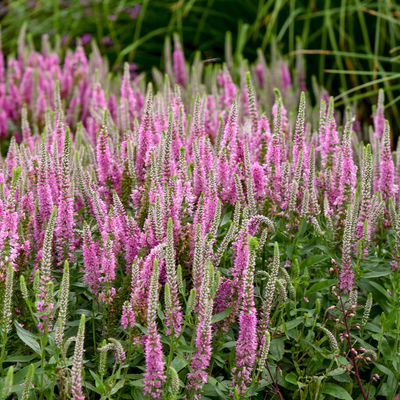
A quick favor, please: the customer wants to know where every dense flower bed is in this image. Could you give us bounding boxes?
[0,34,399,400]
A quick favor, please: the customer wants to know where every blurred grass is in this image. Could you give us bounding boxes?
[1,0,400,131]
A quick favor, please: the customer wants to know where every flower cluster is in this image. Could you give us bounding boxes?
[0,32,398,400]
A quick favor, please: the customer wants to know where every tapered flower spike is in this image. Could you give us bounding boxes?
[98,339,108,379]
[37,206,57,332]
[260,242,280,336]
[3,365,13,400]
[233,235,258,392]
[165,217,182,336]
[322,327,339,353]
[358,144,373,238]
[20,275,28,301]
[293,91,306,168]
[245,71,258,134]
[108,338,126,362]
[71,314,86,400]
[144,260,166,398]
[362,293,373,327]
[374,88,385,140]
[55,260,70,348]
[173,33,186,87]
[169,366,180,393]
[21,364,35,400]
[379,120,394,200]
[1,263,13,338]
[258,331,271,372]
[244,140,256,216]
[56,127,75,265]
[340,205,355,293]
[187,260,214,397]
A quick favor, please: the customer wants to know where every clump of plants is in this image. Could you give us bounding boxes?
[0,31,399,400]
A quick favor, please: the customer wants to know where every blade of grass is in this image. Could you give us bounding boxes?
[286,49,400,64]
[118,27,170,63]
[334,73,400,101]
[128,0,150,62]
[325,0,347,90]
[373,1,382,82]
[385,94,400,109]
[194,0,214,46]
[277,7,302,43]
[261,0,284,50]
[335,83,400,107]
[319,0,330,84]
[325,69,399,75]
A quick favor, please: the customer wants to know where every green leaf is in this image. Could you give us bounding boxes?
[300,255,329,269]
[85,381,100,394]
[384,309,397,332]
[285,372,298,385]
[221,341,236,349]
[373,363,396,378]
[176,345,194,353]
[129,379,144,387]
[211,305,234,324]
[5,355,36,363]
[220,212,231,227]
[111,379,126,395]
[363,270,392,278]
[171,355,188,372]
[322,382,352,400]
[285,317,304,330]
[282,319,289,339]
[328,368,346,376]
[306,279,336,296]
[14,321,41,355]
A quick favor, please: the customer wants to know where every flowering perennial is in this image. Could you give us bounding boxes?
[0,33,398,400]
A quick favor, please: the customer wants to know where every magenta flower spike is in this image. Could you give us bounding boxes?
[173,33,186,87]
[373,89,385,140]
[187,260,214,398]
[335,130,357,209]
[82,222,101,294]
[320,97,339,169]
[232,235,258,392]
